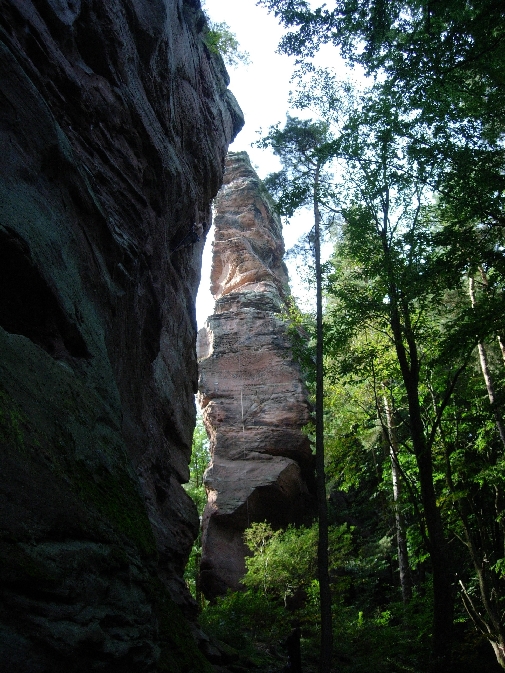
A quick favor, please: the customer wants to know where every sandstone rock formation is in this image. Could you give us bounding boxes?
[197,152,315,599]
[0,1,242,670]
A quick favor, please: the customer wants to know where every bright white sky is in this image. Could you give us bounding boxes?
[195,0,350,327]
[204,0,299,178]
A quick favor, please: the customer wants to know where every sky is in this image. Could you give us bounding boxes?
[195,0,348,327]
[203,0,299,176]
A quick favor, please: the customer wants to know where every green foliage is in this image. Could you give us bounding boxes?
[258,115,336,219]
[202,17,250,67]
[243,521,352,599]
[259,0,505,146]
[272,40,505,663]
[281,296,316,385]
[329,596,433,673]
[262,0,505,311]
[183,415,210,513]
[200,589,289,657]
[198,1,505,667]
[183,414,210,603]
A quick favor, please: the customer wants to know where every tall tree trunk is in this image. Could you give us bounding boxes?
[464,275,505,668]
[468,275,505,450]
[402,366,453,671]
[380,228,453,671]
[449,462,505,670]
[477,266,505,368]
[497,335,505,366]
[457,522,505,669]
[383,393,412,604]
[314,170,333,673]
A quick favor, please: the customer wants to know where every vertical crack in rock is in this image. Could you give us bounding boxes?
[197,152,316,599]
[0,1,243,670]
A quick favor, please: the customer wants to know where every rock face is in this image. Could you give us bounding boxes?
[0,1,242,671]
[197,152,315,599]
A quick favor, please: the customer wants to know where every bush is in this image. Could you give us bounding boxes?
[200,589,290,655]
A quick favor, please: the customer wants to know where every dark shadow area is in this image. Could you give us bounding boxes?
[0,228,90,360]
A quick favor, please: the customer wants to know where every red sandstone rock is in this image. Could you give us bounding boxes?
[197,152,315,598]
[0,1,242,669]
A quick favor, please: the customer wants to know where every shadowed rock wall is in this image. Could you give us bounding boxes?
[0,1,242,670]
[197,152,315,599]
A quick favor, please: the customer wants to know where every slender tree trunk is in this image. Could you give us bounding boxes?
[497,335,505,366]
[383,393,412,604]
[451,473,505,669]
[314,170,333,673]
[380,232,453,671]
[402,367,453,671]
[468,275,505,450]
[463,275,505,668]
[457,521,505,669]
[477,340,505,448]
[477,267,505,368]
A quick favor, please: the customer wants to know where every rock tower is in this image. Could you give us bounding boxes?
[197,152,315,598]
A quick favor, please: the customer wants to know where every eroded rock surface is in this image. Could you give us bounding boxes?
[197,152,315,598]
[0,1,242,670]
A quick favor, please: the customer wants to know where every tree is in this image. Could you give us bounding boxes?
[184,414,210,513]
[324,329,416,604]
[184,415,210,606]
[258,1,505,163]
[448,271,505,668]
[324,110,505,667]
[202,3,250,67]
[256,3,505,666]
[259,116,336,673]
[318,80,475,669]
[260,0,505,345]
[468,270,505,451]
[243,520,351,600]
[382,389,413,604]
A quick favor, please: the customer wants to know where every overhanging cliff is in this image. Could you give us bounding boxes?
[0,1,242,670]
[197,152,316,599]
